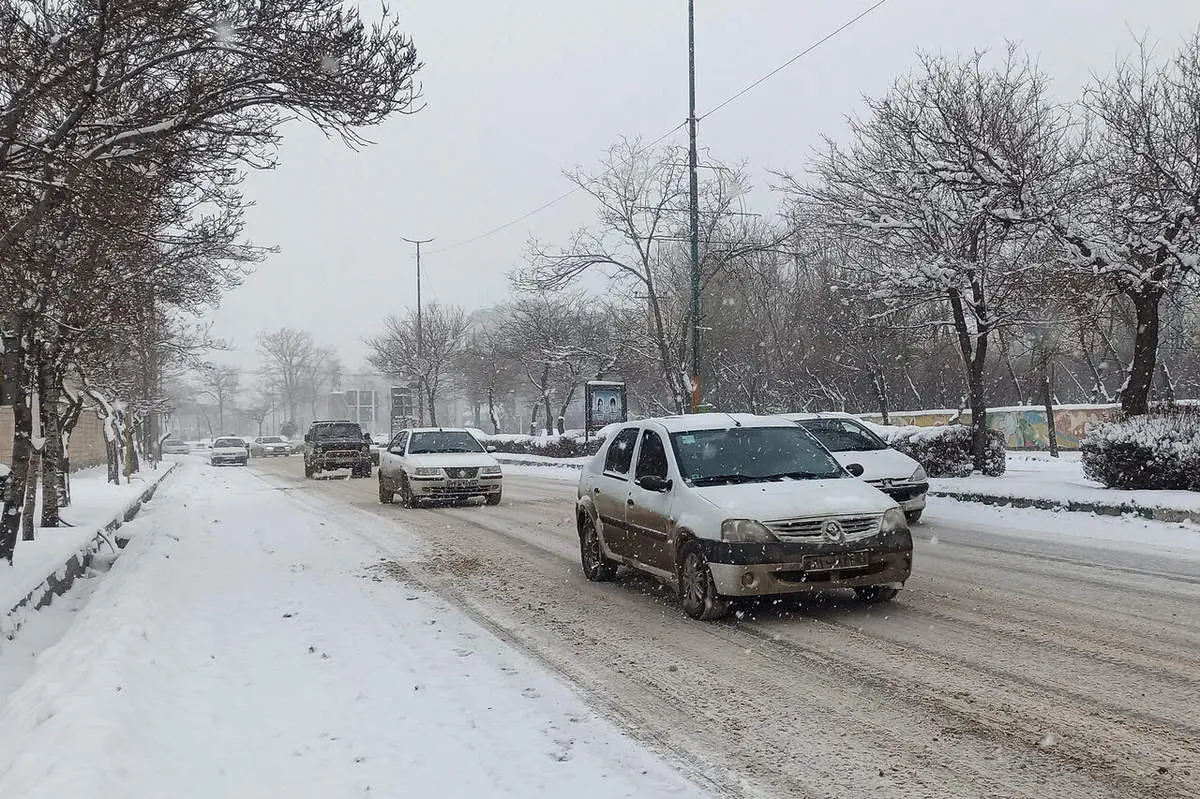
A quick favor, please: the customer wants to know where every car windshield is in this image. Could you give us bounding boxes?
[214,438,244,448]
[261,436,284,444]
[312,423,362,440]
[796,418,889,452]
[670,425,845,486]
[408,431,485,454]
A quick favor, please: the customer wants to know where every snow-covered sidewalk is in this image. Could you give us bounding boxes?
[0,460,707,799]
[2,460,177,627]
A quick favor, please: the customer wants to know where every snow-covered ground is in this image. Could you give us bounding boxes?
[0,460,708,799]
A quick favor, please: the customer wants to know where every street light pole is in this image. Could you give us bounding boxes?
[401,236,434,424]
[687,0,702,413]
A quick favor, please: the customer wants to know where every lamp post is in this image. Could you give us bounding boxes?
[400,235,434,424]
[687,0,701,412]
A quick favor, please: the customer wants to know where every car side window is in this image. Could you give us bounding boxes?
[634,430,668,480]
[603,427,639,477]
[390,432,408,453]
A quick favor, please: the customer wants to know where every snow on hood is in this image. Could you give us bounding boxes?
[827,447,921,482]
[696,477,896,521]
[406,452,499,469]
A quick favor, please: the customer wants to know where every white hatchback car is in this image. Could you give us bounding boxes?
[378,428,503,507]
[779,413,928,522]
[575,414,913,620]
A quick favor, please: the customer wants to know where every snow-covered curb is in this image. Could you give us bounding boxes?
[2,462,177,639]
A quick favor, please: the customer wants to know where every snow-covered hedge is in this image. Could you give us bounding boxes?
[865,422,1006,478]
[471,426,617,459]
[1081,413,1200,490]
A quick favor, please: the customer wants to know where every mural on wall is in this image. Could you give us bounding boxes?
[862,405,1121,450]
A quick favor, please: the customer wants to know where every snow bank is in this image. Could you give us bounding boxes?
[0,461,709,799]
[864,421,1005,477]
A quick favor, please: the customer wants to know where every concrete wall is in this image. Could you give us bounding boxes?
[0,405,110,470]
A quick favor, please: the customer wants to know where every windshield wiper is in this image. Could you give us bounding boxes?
[761,471,839,481]
[691,474,755,486]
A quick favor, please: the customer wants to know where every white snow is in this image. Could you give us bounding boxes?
[0,461,709,799]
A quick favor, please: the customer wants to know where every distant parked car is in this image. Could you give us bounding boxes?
[210,436,249,467]
[161,438,190,455]
[779,412,928,523]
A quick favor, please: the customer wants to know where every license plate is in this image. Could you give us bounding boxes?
[447,479,478,489]
[803,551,869,571]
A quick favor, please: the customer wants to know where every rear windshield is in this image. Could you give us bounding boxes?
[214,438,244,448]
[261,436,285,444]
[796,418,888,452]
[312,423,362,440]
[409,431,485,454]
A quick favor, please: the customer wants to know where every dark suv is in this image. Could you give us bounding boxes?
[302,420,372,478]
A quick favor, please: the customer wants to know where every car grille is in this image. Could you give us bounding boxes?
[444,467,479,479]
[764,514,881,541]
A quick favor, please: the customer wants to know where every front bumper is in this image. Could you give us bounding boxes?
[872,481,928,512]
[211,455,247,465]
[698,529,913,597]
[311,450,372,470]
[409,474,502,500]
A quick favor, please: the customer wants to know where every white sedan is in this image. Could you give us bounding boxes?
[377,428,503,507]
[210,437,249,466]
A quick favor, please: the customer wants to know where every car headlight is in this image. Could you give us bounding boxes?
[412,467,442,477]
[720,519,778,543]
[481,465,502,476]
[880,507,909,534]
[910,465,928,482]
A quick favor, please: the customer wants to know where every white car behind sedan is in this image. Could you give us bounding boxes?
[210,436,249,466]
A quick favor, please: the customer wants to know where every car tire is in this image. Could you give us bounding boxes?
[485,491,502,506]
[905,509,923,524]
[678,542,732,621]
[854,585,900,603]
[378,477,394,504]
[579,515,617,582]
[398,474,416,508]
[304,462,314,479]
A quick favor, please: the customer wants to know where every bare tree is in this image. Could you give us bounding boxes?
[779,47,1076,468]
[1049,31,1200,415]
[257,328,315,426]
[455,322,521,433]
[366,303,468,426]
[197,364,241,433]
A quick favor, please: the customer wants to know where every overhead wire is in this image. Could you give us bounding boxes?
[429,0,892,254]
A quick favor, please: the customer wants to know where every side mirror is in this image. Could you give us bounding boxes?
[364,433,372,442]
[846,463,865,477]
[486,445,497,453]
[636,475,672,492]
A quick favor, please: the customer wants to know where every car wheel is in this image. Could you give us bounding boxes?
[854,585,900,603]
[678,542,732,621]
[378,477,394,504]
[579,515,617,582]
[905,509,923,524]
[398,474,416,508]
[304,462,314,478]
[485,491,502,506]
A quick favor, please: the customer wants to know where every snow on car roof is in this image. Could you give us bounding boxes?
[776,411,859,422]
[636,413,797,433]
[407,427,476,434]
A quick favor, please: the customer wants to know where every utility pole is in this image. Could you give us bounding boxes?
[401,236,434,424]
[687,0,702,413]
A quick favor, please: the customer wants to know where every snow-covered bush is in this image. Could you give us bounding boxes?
[1081,413,1200,490]
[473,428,613,459]
[866,422,1006,478]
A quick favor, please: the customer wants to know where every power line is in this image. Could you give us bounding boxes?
[699,0,890,120]
[429,0,891,255]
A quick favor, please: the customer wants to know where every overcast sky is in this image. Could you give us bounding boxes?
[202,0,1196,374]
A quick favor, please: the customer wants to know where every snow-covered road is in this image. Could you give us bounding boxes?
[0,461,709,799]
[245,456,1200,799]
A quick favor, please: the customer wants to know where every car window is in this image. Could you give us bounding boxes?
[214,438,243,448]
[390,431,409,452]
[634,430,669,480]
[408,431,484,454]
[603,427,639,476]
[262,436,284,444]
[797,418,888,452]
[669,425,844,486]
[312,423,362,440]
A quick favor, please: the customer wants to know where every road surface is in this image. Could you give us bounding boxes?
[250,456,1200,799]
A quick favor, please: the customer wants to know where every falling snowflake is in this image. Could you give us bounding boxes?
[320,54,341,75]
[212,21,235,45]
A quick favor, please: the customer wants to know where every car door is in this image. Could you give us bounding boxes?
[381,431,409,485]
[626,427,676,573]
[592,426,641,559]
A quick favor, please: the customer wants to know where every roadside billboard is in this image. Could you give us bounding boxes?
[585,381,627,433]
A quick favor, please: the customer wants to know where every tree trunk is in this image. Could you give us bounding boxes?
[487,386,499,434]
[948,287,991,471]
[39,363,64,527]
[543,394,554,436]
[872,368,891,425]
[1,348,33,560]
[1121,289,1161,416]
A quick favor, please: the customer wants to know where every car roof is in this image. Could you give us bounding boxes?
[777,411,859,422]
[406,427,476,434]
[625,413,798,434]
